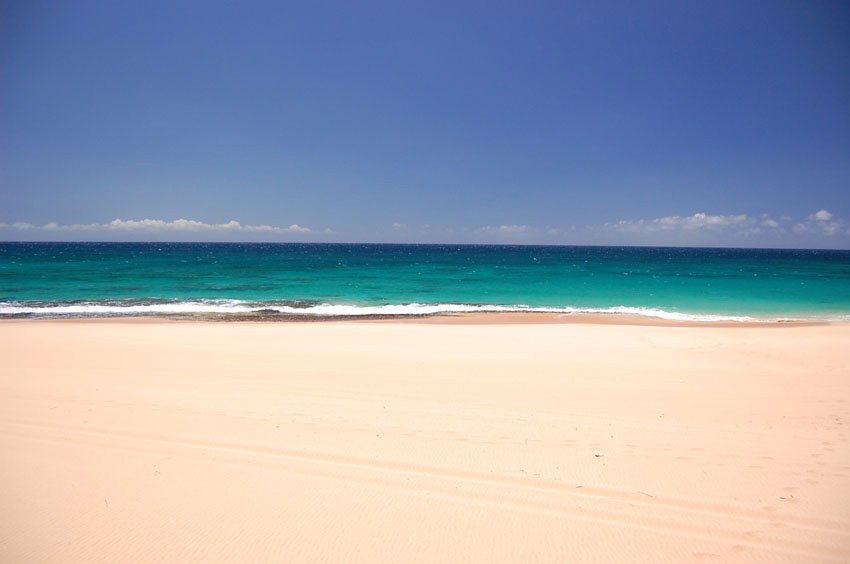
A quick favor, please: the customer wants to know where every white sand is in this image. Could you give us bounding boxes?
[1,319,849,563]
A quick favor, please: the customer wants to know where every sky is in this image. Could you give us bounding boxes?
[1,1,849,247]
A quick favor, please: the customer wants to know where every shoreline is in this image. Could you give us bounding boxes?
[0,311,836,327]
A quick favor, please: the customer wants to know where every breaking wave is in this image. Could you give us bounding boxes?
[0,299,796,322]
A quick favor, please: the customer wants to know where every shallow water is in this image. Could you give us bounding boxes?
[2,243,849,320]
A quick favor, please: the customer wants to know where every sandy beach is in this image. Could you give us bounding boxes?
[1,317,849,563]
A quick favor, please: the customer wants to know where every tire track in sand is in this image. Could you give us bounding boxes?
[3,419,849,563]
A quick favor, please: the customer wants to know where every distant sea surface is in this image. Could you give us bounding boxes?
[1,242,849,321]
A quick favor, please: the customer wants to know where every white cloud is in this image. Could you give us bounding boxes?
[105,218,271,232]
[391,222,406,231]
[498,224,528,234]
[612,213,752,233]
[477,224,529,234]
[794,210,844,236]
[603,210,849,245]
[243,223,311,233]
[41,222,100,231]
[2,218,318,235]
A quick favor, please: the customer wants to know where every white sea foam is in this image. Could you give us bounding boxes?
[0,300,777,321]
[0,300,258,315]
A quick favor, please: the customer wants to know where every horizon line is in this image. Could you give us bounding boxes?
[1,240,849,252]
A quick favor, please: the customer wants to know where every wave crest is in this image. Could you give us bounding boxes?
[0,300,769,322]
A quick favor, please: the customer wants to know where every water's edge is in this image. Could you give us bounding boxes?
[2,299,845,323]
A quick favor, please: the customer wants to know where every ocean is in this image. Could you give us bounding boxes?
[1,242,849,321]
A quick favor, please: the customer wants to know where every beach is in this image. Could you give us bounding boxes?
[2,317,849,563]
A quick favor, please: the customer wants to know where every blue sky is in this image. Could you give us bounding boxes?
[2,1,849,247]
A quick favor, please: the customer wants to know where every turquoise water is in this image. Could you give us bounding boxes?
[1,242,849,320]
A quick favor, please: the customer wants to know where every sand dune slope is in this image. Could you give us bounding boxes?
[1,320,849,563]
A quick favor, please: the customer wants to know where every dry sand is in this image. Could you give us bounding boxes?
[1,318,849,563]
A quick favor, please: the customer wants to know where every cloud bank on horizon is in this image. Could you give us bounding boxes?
[9,218,315,234]
[472,210,850,247]
[0,218,329,241]
[2,210,847,248]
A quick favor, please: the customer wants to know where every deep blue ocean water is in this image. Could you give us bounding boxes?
[1,242,849,320]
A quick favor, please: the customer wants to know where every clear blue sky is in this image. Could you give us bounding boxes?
[2,1,849,247]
